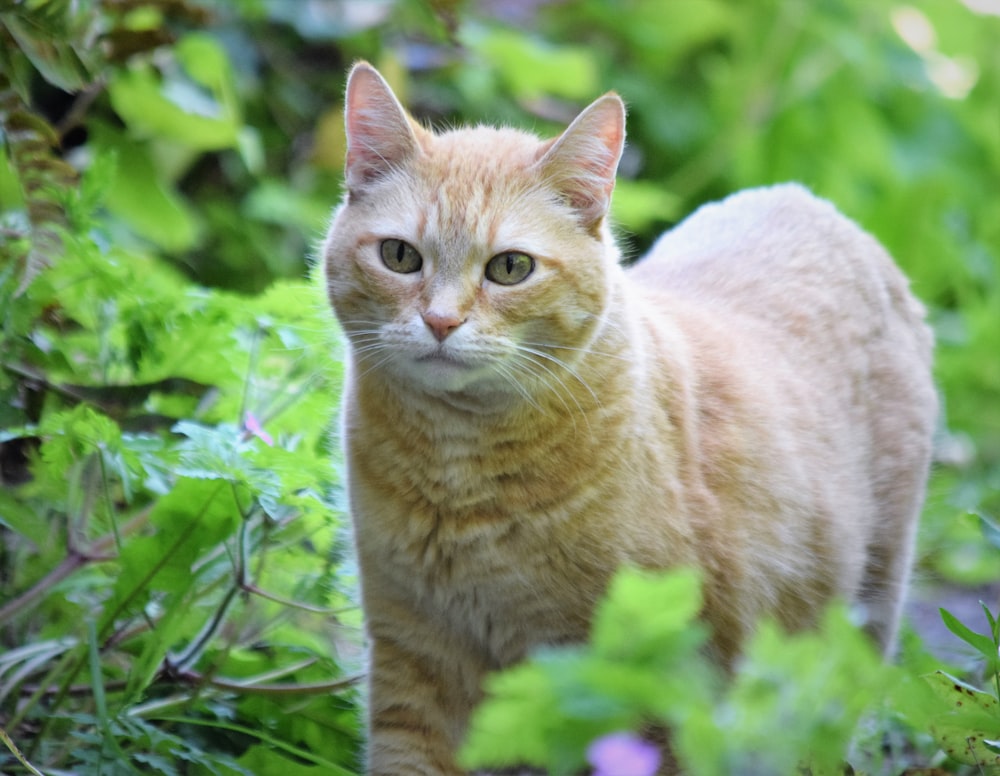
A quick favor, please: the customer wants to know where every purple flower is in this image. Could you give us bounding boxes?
[244,412,274,446]
[587,731,661,776]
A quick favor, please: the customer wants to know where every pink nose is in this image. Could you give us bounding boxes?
[422,311,464,342]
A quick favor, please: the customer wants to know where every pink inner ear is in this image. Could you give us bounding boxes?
[344,65,419,189]
[537,94,626,228]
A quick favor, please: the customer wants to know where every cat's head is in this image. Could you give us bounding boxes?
[323,62,625,406]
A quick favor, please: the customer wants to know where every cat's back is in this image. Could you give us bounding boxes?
[630,183,930,354]
[625,183,936,652]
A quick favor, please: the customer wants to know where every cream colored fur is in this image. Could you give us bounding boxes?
[322,62,937,776]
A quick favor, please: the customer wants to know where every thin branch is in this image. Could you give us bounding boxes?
[0,552,90,624]
[239,580,355,616]
[169,584,240,670]
[0,507,151,626]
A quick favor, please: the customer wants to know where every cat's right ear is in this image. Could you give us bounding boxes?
[343,62,422,191]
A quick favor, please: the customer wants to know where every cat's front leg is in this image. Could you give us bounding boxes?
[366,629,484,776]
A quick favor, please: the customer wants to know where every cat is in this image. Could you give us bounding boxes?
[321,61,937,776]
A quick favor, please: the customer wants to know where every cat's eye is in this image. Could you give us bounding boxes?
[380,239,423,274]
[485,252,534,285]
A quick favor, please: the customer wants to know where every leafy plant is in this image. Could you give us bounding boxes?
[2,31,361,767]
[0,175,362,771]
[462,568,895,776]
[2,0,999,773]
[927,583,1000,770]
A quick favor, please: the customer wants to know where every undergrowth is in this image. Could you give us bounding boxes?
[2,1,998,774]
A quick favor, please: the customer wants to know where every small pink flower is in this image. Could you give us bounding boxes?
[587,732,661,776]
[244,412,273,446]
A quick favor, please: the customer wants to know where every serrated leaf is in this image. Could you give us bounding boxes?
[460,653,590,773]
[591,567,704,658]
[112,478,239,604]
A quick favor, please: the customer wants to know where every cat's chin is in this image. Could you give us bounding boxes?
[396,355,522,412]
[408,356,493,394]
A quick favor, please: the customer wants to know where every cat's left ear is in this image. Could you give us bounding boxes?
[536,93,626,229]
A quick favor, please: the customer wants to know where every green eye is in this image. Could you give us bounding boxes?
[380,239,423,274]
[485,252,534,285]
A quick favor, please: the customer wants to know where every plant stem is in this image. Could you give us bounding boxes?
[0,725,45,776]
[0,552,88,624]
[0,507,150,626]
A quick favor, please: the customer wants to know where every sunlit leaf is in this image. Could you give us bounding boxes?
[109,66,240,151]
[940,607,999,667]
[464,27,599,100]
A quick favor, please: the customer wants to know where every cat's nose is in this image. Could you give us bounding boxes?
[422,310,464,342]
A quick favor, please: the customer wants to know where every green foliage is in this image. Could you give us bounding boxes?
[0,201,360,771]
[2,0,998,774]
[463,568,894,775]
[1,40,358,767]
[922,671,1000,769]
[461,569,711,773]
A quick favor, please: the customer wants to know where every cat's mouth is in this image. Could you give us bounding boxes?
[416,350,471,369]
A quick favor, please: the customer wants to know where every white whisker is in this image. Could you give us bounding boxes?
[490,360,546,414]
[518,340,630,363]
[509,349,591,433]
[515,344,601,407]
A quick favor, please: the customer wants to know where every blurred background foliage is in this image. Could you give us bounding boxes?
[1,0,998,773]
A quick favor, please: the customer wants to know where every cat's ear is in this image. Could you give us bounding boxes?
[343,62,423,191]
[536,93,626,229]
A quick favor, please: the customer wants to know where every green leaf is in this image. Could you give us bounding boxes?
[675,605,887,775]
[940,607,999,669]
[149,716,357,774]
[112,478,239,606]
[982,601,1000,644]
[1,11,92,92]
[464,27,599,100]
[175,33,233,95]
[109,65,240,151]
[591,566,704,658]
[0,489,49,548]
[923,671,1000,729]
[244,181,334,235]
[923,671,1000,767]
[459,659,557,769]
[237,745,327,775]
[462,569,711,774]
[90,126,201,251]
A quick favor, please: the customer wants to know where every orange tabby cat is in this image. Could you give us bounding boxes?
[322,62,937,775]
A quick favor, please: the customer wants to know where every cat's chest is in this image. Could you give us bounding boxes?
[356,475,576,662]
[347,413,609,661]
